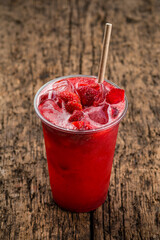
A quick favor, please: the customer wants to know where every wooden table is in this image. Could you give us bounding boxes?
[0,0,159,239]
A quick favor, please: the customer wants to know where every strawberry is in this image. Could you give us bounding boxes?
[65,101,82,113]
[77,86,99,106]
[59,90,80,103]
[111,107,119,118]
[106,88,125,104]
[72,121,93,130]
[89,83,100,90]
[72,121,85,130]
[68,110,83,122]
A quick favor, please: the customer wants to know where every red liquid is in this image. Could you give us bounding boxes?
[35,76,126,212]
[42,122,119,212]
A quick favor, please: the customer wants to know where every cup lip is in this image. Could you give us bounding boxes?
[34,74,128,134]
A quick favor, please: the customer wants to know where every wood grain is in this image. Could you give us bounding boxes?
[0,0,159,239]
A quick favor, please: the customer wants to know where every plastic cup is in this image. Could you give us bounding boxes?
[34,75,128,212]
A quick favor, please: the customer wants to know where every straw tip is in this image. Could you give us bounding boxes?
[106,23,112,26]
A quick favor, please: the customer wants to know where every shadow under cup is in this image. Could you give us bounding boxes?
[34,75,128,212]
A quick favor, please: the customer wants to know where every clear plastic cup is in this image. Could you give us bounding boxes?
[34,75,128,212]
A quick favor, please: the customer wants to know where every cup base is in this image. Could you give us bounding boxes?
[52,195,107,213]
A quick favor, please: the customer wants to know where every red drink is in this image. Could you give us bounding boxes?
[34,75,127,212]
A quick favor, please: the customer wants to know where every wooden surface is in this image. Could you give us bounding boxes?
[0,0,160,239]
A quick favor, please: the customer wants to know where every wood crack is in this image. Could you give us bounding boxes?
[90,211,94,240]
[121,183,126,240]
[67,0,73,62]
[107,191,112,240]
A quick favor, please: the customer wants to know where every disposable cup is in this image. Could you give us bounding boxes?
[34,75,128,212]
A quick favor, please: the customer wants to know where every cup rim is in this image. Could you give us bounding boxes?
[34,75,128,134]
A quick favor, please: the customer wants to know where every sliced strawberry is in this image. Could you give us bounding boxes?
[65,101,82,113]
[89,83,100,90]
[59,90,80,103]
[72,121,85,130]
[106,88,125,104]
[72,121,93,130]
[68,110,83,122]
[77,86,99,106]
[111,107,119,118]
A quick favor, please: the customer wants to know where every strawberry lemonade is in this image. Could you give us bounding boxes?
[34,75,128,212]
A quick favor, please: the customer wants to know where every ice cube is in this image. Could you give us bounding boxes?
[52,79,75,93]
[85,104,109,125]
